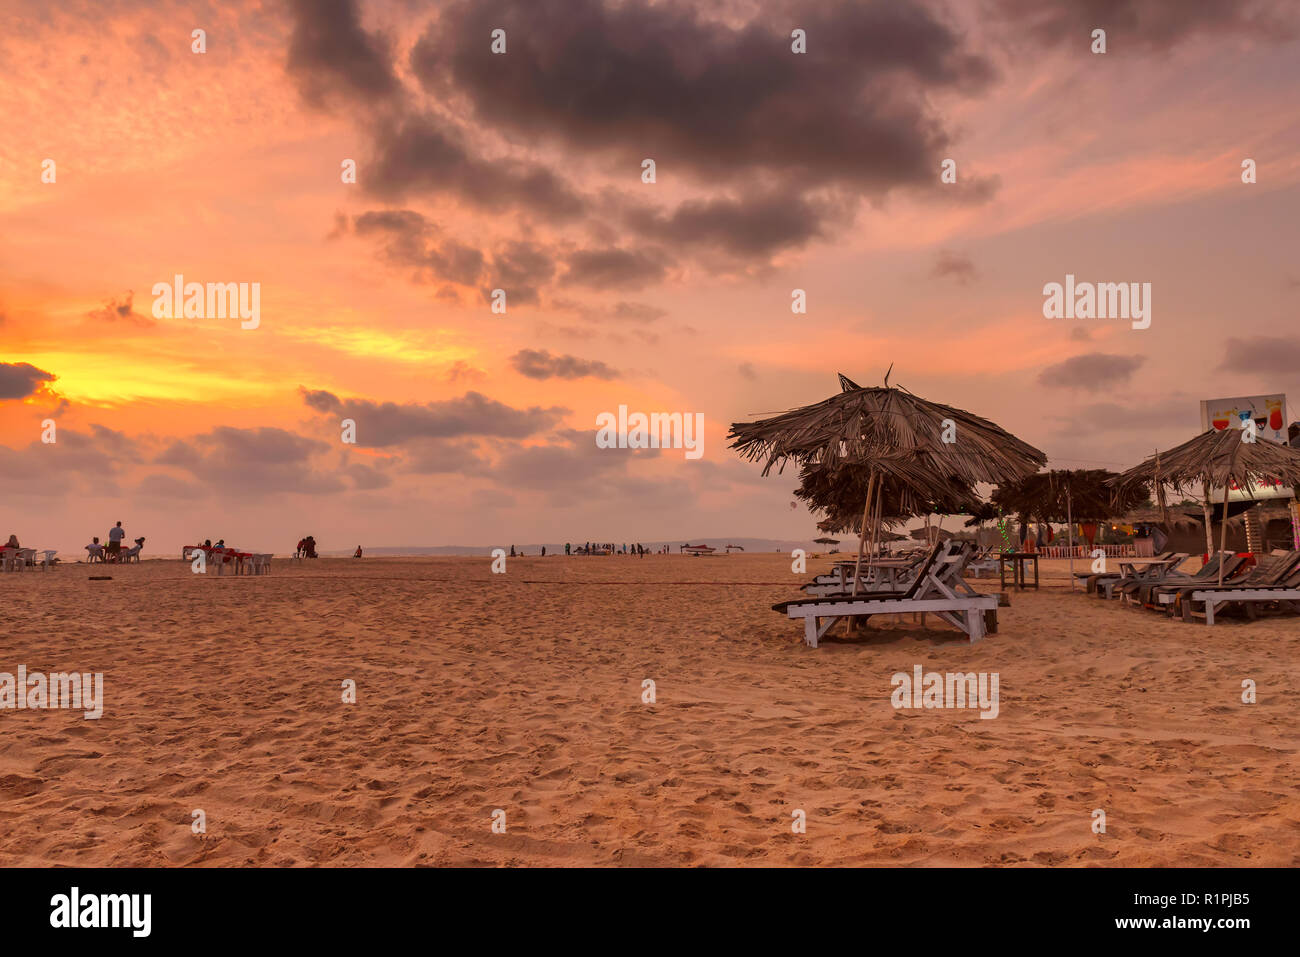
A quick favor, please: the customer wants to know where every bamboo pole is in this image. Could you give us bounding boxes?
[1218,477,1232,586]
[1202,482,1214,562]
[1219,442,1243,586]
[850,471,876,598]
[1066,486,1076,592]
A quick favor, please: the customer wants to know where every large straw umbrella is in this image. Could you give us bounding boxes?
[990,469,1148,591]
[730,372,1046,595]
[1111,429,1300,584]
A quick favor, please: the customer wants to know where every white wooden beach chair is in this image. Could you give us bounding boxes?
[774,541,999,647]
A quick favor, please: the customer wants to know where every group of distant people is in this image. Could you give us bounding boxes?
[86,521,145,563]
[295,536,318,559]
[502,543,655,557]
[569,542,651,556]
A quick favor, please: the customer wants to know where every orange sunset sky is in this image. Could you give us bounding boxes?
[2,0,1299,552]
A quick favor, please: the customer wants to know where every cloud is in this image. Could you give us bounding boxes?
[987,0,1298,52]
[156,426,346,494]
[509,349,619,380]
[342,460,393,491]
[1217,337,1300,374]
[626,192,830,258]
[0,425,140,498]
[86,290,153,327]
[1038,353,1146,391]
[738,362,757,381]
[134,473,207,500]
[410,0,995,193]
[286,0,401,107]
[551,299,668,325]
[401,437,491,475]
[352,209,486,286]
[444,360,486,384]
[492,428,639,493]
[562,247,669,290]
[930,250,977,284]
[300,388,569,446]
[489,240,556,306]
[0,361,56,400]
[365,114,586,219]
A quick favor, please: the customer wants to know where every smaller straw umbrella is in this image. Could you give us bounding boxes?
[991,469,1148,590]
[1111,429,1300,584]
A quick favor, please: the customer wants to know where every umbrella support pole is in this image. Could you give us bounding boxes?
[1202,484,1214,565]
[1218,476,1233,586]
[1067,488,1076,593]
[850,473,876,599]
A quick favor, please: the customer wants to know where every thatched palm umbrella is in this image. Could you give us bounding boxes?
[1111,429,1300,584]
[730,371,1046,594]
[991,469,1149,591]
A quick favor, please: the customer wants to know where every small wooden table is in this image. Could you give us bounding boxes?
[999,552,1040,591]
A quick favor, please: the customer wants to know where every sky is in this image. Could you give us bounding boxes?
[2,0,1300,553]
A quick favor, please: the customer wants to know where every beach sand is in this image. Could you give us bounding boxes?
[0,554,1296,866]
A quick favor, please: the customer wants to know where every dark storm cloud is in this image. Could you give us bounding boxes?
[0,361,56,400]
[1038,353,1146,391]
[352,209,486,286]
[294,0,1008,290]
[1217,337,1300,374]
[489,241,556,306]
[986,0,1297,52]
[300,388,569,446]
[509,349,619,380]
[562,247,669,290]
[409,0,995,191]
[626,192,830,258]
[349,210,560,301]
[286,0,401,106]
[365,114,586,219]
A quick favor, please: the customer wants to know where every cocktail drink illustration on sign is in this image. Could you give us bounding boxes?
[1201,394,1287,443]
[1269,398,1284,432]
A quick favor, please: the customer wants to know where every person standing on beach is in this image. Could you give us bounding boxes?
[107,520,126,561]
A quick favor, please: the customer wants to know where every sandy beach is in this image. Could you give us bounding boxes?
[1,553,1295,867]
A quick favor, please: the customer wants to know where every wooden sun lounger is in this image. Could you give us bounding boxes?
[801,553,925,596]
[1160,551,1300,623]
[774,542,998,647]
[1129,553,1245,607]
[1078,551,1175,594]
[1096,553,1191,601]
